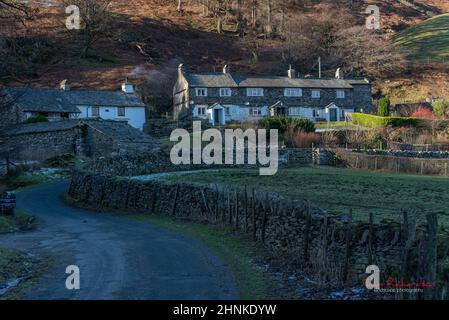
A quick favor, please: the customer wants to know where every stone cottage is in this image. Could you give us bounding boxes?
[5,79,146,130]
[173,65,372,126]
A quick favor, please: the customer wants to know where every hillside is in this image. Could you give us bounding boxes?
[1,0,449,105]
[395,13,449,63]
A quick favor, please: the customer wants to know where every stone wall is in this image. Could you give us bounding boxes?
[333,149,449,176]
[4,127,80,161]
[69,171,448,292]
[80,148,332,177]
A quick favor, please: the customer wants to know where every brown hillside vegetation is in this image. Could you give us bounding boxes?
[1,0,448,104]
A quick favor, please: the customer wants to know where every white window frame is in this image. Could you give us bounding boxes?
[284,88,303,97]
[289,107,301,116]
[249,107,262,116]
[195,88,208,97]
[219,88,232,97]
[247,88,264,97]
[311,90,321,99]
[336,90,345,99]
[313,109,319,117]
[197,107,207,116]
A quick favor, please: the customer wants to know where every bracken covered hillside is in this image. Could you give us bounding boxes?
[1,0,449,104]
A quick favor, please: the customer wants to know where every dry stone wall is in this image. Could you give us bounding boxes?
[69,171,448,292]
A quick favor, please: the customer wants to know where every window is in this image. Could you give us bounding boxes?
[225,107,231,115]
[249,107,262,116]
[284,88,303,97]
[341,109,346,119]
[311,90,321,99]
[117,107,126,117]
[220,88,231,97]
[91,107,100,117]
[336,90,345,99]
[289,107,301,116]
[247,88,264,97]
[195,88,208,97]
[313,109,318,117]
[197,107,206,116]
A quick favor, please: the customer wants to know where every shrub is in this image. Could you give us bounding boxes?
[351,113,418,128]
[411,107,434,119]
[432,99,449,119]
[259,116,315,134]
[286,130,320,148]
[259,116,289,135]
[377,97,391,117]
[363,129,386,149]
[291,117,315,133]
[25,114,48,124]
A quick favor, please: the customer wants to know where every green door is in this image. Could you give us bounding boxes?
[329,108,338,122]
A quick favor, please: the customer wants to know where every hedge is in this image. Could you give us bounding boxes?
[350,113,418,128]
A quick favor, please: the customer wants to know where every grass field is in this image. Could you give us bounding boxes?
[395,13,449,63]
[162,167,449,225]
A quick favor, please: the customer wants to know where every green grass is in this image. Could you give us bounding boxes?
[112,214,276,300]
[0,209,37,234]
[395,13,449,63]
[0,247,51,300]
[161,167,449,225]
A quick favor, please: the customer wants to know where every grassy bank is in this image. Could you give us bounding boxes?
[0,209,37,234]
[161,167,449,225]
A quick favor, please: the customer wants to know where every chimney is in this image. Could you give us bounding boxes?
[223,64,228,74]
[121,78,134,94]
[60,79,70,91]
[335,68,344,80]
[287,65,296,79]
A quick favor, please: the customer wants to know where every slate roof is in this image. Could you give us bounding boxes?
[85,120,159,146]
[185,73,238,87]
[185,72,369,89]
[4,119,80,135]
[5,86,145,113]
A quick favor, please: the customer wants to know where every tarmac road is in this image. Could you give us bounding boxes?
[0,182,238,300]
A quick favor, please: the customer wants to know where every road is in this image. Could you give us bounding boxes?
[0,182,238,300]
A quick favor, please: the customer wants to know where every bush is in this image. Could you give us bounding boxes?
[411,107,434,119]
[259,116,315,134]
[432,99,449,119]
[351,113,418,128]
[286,130,320,148]
[363,130,386,149]
[25,114,48,124]
[377,97,391,117]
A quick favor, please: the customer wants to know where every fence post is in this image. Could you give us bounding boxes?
[343,209,353,282]
[303,203,312,262]
[368,212,374,265]
[424,212,438,300]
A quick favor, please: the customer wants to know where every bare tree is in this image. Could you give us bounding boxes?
[62,0,112,58]
[0,0,34,22]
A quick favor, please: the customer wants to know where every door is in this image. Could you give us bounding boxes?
[214,109,221,126]
[329,108,338,122]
